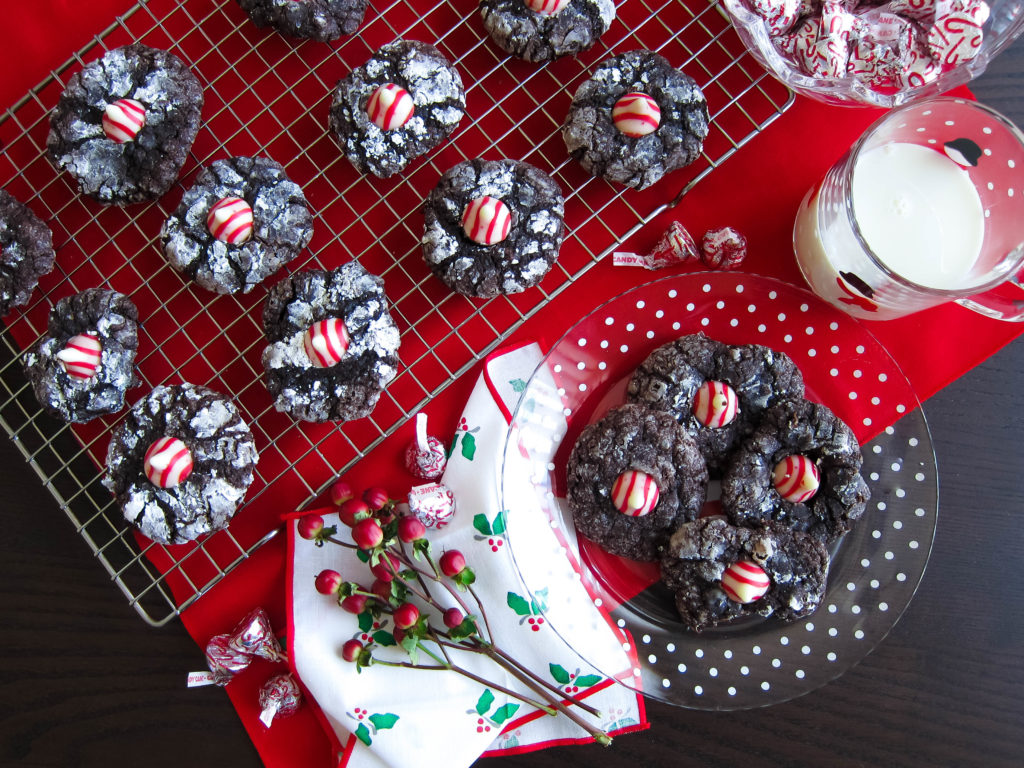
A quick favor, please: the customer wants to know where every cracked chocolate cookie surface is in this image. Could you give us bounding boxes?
[660,517,830,631]
[722,398,870,546]
[22,289,139,423]
[329,40,465,178]
[47,44,203,205]
[627,333,805,473]
[237,0,368,41]
[479,0,616,62]
[262,262,401,422]
[0,190,56,315]
[422,158,565,297]
[562,50,708,189]
[161,156,313,295]
[104,383,258,545]
[567,403,708,561]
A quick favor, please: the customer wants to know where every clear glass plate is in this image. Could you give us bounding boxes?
[500,272,938,710]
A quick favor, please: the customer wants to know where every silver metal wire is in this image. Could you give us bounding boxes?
[0,0,793,626]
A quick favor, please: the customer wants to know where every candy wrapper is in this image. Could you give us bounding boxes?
[405,412,447,481]
[612,221,699,270]
[701,227,748,269]
[228,607,286,663]
[258,673,303,727]
[203,633,253,686]
[408,482,456,529]
[189,607,287,688]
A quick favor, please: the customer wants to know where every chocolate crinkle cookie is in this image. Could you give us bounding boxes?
[329,40,466,178]
[104,383,258,545]
[660,517,830,631]
[236,0,368,41]
[479,0,616,63]
[567,403,708,562]
[161,156,314,295]
[262,262,401,422]
[422,158,565,298]
[627,333,804,473]
[21,289,139,423]
[562,50,708,189]
[722,398,870,547]
[0,190,56,315]
[47,44,203,205]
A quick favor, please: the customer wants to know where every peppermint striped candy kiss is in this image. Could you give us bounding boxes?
[303,318,351,368]
[612,92,661,138]
[366,83,415,131]
[462,196,512,246]
[772,455,820,503]
[611,470,659,517]
[56,332,102,380]
[144,436,194,489]
[692,380,738,428]
[207,197,254,245]
[721,559,770,604]
[102,98,146,143]
[524,0,570,14]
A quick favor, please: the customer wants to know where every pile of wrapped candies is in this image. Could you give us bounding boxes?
[745,0,990,91]
[612,221,748,271]
[204,607,302,727]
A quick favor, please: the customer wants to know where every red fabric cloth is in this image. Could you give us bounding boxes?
[6,3,1024,767]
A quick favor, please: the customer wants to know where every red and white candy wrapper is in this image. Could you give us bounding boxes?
[228,607,286,663]
[701,226,748,269]
[258,673,303,727]
[613,221,699,270]
[204,633,253,686]
[927,0,987,66]
[885,0,936,22]
[405,412,447,481]
[750,0,803,35]
[407,482,456,529]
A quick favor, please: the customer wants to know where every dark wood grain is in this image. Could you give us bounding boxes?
[3,34,1024,768]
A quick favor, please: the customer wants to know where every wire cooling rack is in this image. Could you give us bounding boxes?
[0,0,792,626]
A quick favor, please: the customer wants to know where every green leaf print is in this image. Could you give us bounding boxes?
[492,510,507,536]
[355,549,370,563]
[460,432,477,460]
[372,630,396,647]
[576,674,603,688]
[355,723,372,746]
[357,612,373,633]
[530,587,549,614]
[490,703,520,725]
[549,663,571,685]
[509,378,527,393]
[506,592,532,616]
[473,513,492,536]
[476,688,496,715]
[369,713,399,731]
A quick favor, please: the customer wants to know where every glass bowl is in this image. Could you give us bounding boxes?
[499,273,938,709]
[721,0,1024,108]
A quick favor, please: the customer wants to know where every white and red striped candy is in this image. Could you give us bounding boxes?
[102,98,146,143]
[207,197,254,245]
[772,455,820,503]
[721,559,771,603]
[612,92,661,138]
[524,0,570,15]
[56,332,102,380]
[692,381,738,428]
[611,470,659,517]
[303,318,351,368]
[462,196,512,246]
[144,436,194,489]
[366,83,415,131]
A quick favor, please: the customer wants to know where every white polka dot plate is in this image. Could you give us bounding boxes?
[499,272,938,709]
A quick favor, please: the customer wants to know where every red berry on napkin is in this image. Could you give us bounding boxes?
[339,498,372,527]
[352,519,384,550]
[398,515,427,543]
[330,480,355,506]
[315,569,343,596]
[297,514,325,540]
[342,639,363,662]
[440,550,467,578]
[393,603,420,629]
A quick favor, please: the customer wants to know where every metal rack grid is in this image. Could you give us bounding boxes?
[0,0,792,626]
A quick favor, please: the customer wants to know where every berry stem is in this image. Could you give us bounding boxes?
[324,535,359,550]
[466,584,494,642]
[390,544,484,641]
[481,641,602,718]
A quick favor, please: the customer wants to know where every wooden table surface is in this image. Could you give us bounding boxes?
[2,25,1023,768]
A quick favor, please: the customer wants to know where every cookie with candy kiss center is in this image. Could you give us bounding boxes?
[772,455,820,503]
[462,196,512,246]
[611,469,659,516]
[207,197,254,245]
[56,332,103,380]
[303,318,351,368]
[523,0,570,15]
[720,559,770,604]
[692,380,738,428]
[144,436,194,488]
[366,83,415,131]
[102,98,146,143]
[612,92,661,138]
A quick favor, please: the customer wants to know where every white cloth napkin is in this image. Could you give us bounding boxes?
[289,342,646,768]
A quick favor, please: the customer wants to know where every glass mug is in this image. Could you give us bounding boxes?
[793,98,1024,321]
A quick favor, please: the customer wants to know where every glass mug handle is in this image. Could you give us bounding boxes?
[955,275,1024,321]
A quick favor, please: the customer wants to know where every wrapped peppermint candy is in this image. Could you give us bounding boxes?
[612,221,699,270]
[405,412,447,481]
[204,633,253,686]
[701,227,748,269]
[258,673,303,727]
[408,482,456,529]
[228,607,286,663]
